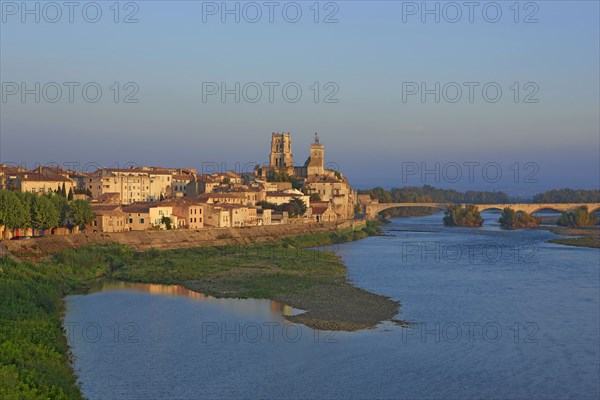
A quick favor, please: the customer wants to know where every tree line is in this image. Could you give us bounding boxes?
[257,198,308,217]
[532,189,600,203]
[0,190,95,232]
[443,205,596,228]
[359,185,600,204]
[359,185,510,204]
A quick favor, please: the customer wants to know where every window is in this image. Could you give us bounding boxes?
[139,218,145,224]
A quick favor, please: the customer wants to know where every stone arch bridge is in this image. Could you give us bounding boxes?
[364,202,600,220]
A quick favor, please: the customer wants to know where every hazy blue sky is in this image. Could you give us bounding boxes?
[1,1,598,195]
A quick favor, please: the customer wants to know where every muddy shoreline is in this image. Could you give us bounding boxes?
[183,277,401,332]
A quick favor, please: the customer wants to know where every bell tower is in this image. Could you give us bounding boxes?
[269,132,293,171]
[307,132,325,176]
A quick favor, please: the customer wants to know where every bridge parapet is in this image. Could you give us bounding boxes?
[364,202,600,220]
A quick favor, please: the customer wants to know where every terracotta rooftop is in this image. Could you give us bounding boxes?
[265,191,302,197]
[172,174,193,181]
[199,193,244,199]
[91,204,126,216]
[311,205,330,215]
[218,203,247,210]
[196,174,219,182]
[32,166,67,175]
[18,173,73,182]
[99,168,172,175]
[122,202,170,213]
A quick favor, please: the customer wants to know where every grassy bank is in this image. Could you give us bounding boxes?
[1,222,396,399]
[542,226,600,248]
[0,254,107,399]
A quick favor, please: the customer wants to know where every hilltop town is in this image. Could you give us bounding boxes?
[0,133,359,238]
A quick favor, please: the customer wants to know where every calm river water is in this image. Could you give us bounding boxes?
[64,212,599,399]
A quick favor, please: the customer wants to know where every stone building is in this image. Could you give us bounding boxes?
[160,199,205,229]
[87,204,128,233]
[13,173,75,194]
[204,205,231,227]
[305,133,325,177]
[254,131,356,221]
[87,168,173,204]
[269,132,294,173]
[310,201,338,222]
[122,202,175,230]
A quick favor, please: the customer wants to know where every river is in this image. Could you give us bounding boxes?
[64,212,600,399]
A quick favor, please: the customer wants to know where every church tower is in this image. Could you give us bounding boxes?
[307,133,325,176]
[269,132,293,172]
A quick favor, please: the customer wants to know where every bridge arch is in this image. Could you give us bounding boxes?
[529,206,567,214]
[476,206,505,213]
[364,202,600,220]
[588,205,600,214]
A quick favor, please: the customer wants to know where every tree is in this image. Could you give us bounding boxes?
[358,185,509,204]
[309,193,321,202]
[15,192,35,228]
[60,183,67,197]
[499,207,540,229]
[256,201,277,210]
[0,190,28,229]
[67,188,73,201]
[161,216,172,230]
[558,206,597,227]
[533,189,600,203]
[67,200,95,228]
[266,168,304,190]
[284,198,307,217]
[30,195,59,230]
[443,204,483,227]
[48,193,68,226]
[75,188,93,197]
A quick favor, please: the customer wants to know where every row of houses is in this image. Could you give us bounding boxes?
[1,164,346,234]
[88,196,336,233]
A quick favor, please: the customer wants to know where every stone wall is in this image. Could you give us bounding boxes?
[2,220,366,263]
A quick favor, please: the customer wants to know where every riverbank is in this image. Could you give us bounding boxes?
[0,222,399,399]
[2,220,366,263]
[541,225,600,248]
[107,223,398,331]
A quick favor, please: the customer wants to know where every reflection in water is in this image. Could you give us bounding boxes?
[65,213,599,400]
[88,281,300,317]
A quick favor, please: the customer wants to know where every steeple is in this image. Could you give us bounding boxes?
[307,133,325,176]
[269,132,293,172]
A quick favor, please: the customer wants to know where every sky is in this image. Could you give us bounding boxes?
[1,0,599,196]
